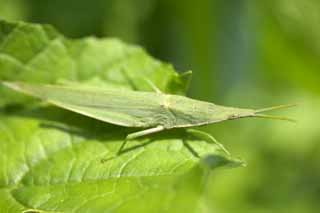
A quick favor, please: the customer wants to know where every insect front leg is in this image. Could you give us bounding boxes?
[186,129,230,156]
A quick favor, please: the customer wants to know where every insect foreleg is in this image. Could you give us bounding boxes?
[186,129,230,156]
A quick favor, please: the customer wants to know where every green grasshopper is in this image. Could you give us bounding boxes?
[2,81,295,156]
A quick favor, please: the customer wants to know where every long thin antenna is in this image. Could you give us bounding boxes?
[254,114,296,122]
[255,104,297,113]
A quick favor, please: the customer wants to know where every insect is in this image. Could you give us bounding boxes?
[2,81,295,156]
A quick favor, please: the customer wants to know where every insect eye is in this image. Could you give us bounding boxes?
[228,114,238,119]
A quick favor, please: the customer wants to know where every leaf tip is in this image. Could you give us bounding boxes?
[200,155,245,170]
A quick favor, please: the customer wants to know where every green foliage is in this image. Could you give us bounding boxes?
[1,0,319,212]
[0,20,242,212]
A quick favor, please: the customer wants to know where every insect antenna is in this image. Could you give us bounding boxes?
[255,104,297,113]
[254,104,297,122]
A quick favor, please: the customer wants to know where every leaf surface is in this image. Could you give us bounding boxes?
[0,20,241,212]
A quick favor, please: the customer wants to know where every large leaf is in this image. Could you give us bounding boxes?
[0,20,191,105]
[0,20,241,212]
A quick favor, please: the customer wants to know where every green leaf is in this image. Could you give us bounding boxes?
[0,20,242,212]
[0,20,190,105]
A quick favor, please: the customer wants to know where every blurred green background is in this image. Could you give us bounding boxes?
[1,0,319,212]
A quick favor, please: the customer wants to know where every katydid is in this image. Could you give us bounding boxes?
[2,81,295,156]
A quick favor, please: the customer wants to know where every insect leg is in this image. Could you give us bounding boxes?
[116,126,165,155]
[126,126,165,140]
[116,139,129,155]
[117,126,164,155]
[144,78,163,94]
[180,70,193,91]
[182,139,200,158]
[186,129,230,155]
